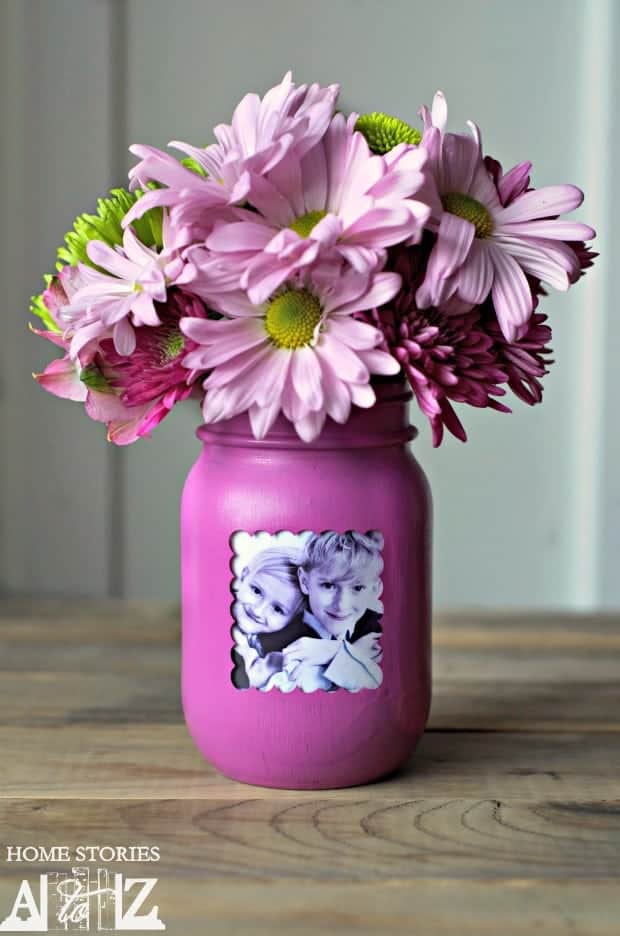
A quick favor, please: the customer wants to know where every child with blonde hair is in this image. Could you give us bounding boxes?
[282,531,385,691]
[231,547,305,689]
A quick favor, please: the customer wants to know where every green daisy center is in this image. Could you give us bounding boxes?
[265,289,322,349]
[159,328,185,362]
[289,209,327,239]
[441,192,494,238]
[355,112,422,154]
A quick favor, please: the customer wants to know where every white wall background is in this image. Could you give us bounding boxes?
[1,0,616,609]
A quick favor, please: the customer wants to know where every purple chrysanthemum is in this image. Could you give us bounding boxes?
[369,247,510,446]
[481,294,554,406]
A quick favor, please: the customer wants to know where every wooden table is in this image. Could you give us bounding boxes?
[0,601,618,934]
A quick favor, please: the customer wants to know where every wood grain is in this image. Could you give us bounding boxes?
[0,601,618,934]
[0,797,618,880]
[0,728,619,801]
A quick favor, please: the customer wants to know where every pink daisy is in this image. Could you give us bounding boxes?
[122,72,339,236]
[58,215,190,358]
[416,92,596,341]
[180,268,401,442]
[201,113,430,305]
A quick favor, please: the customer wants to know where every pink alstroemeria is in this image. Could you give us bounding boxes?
[58,215,190,358]
[180,268,401,442]
[200,113,430,305]
[122,72,339,236]
[416,92,596,341]
[33,265,98,401]
[84,291,207,444]
[35,288,207,444]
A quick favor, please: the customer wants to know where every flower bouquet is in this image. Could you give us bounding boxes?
[31,74,596,789]
[32,73,595,446]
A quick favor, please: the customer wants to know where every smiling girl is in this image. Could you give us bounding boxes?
[231,547,306,689]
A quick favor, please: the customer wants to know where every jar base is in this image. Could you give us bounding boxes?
[197,737,423,791]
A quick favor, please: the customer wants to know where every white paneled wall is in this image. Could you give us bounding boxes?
[1,0,616,607]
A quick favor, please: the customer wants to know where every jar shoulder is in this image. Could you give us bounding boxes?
[182,445,431,531]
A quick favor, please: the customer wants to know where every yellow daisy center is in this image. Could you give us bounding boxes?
[441,192,494,238]
[289,209,327,238]
[264,289,322,349]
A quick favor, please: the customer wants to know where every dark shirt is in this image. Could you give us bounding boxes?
[251,608,382,658]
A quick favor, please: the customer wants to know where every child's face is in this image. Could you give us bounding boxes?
[299,562,379,637]
[235,570,300,634]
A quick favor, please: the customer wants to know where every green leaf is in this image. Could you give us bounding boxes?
[79,364,113,393]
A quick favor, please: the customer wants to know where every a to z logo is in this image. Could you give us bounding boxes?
[0,869,165,931]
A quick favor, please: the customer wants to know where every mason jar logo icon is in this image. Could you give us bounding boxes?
[0,869,165,931]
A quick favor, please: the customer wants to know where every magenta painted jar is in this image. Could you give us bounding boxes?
[181,379,432,789]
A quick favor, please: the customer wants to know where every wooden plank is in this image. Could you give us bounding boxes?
[1,670,618,732]
[0,877,616,936]
[2,601,619,633]
[1,728,619,801]
[0,797,618,881]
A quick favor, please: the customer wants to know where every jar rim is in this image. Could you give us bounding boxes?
[196,378,417,450]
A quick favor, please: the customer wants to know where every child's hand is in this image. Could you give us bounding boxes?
[352,632,383,662]
[247,651,284,688]
[282,637,339,668]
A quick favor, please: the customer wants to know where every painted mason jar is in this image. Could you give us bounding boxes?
[181,379,432,789]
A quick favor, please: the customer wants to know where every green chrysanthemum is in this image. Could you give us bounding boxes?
[29,274,59,332]
[180,156,209,177]
[56,187,163,269]
[30,187,164,332]
[355,112,421,154]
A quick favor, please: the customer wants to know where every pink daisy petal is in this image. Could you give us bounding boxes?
[349,383,376,408]
[326,317,382,350]
[440,133,480,195]
[488,244,533,342]
[113,317,137,355]
[330,272,401,317]
[203,342,274,390]
[316,354,352,424]
[182,319,267,369]
[249,397,282,440]
[86,241,136,280]
[495,184,584,225]
[253,349,293,409]
[357,348,401,375]
[131,291,161,326]
[291,345,323,412]
[493,236,572,291]
[301,144,328,210]
[336,244,383,275]
[294,408,327,443]
[315,334,369,384]
[207,221,273,253]
[498,219,596,241]
[452,239,494,304]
